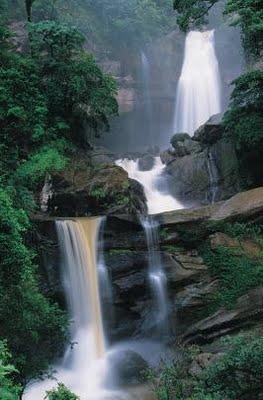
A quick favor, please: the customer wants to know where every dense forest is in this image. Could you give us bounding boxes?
[0,0,262,399]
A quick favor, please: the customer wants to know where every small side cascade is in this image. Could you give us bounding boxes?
[141,216,169,335]
[206,149,220,203]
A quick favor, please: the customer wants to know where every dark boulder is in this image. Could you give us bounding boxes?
[138,154,155,171]
[48,163,147,217]
[107,349,148,386]
[194,113,224,144]
[170,133,202,157]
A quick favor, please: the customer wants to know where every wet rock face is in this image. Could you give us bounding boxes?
[163,116,241,205]
[182,287,263,345]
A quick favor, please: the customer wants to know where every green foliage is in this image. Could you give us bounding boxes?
[10,0,176,53]
[30,20,85,60]
[173,0,263,57]
[201,244,263,310]
[90,186,107,199]
[29,20,118,140]
[16,143,68,187]
[223,71,263,186]
[0,187,69,384]
[45,383,79,400]
[203,334,263,399]
[151,363,194,399]
[151,333,263,400]
[0,341,21,400]
[225,0,263,58]
[218,222,263,242]
[173,0,218,32]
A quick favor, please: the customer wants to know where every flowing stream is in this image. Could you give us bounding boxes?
[174,30,221,136]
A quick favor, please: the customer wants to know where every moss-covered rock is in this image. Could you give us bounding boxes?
[47,157,147,216]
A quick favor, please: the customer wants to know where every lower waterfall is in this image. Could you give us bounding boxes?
[23,218,136,400]
[57,218,106,360]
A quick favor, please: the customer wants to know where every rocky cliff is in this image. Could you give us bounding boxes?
[35,187,263,348]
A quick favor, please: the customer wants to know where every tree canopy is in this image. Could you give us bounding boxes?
[173,0,263,57]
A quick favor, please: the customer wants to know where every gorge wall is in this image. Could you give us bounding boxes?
[36,187,263,350]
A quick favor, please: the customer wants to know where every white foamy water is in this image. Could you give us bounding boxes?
[174,30,221,136]
[116,157,183,214]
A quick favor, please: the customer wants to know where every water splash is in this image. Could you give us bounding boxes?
[116,157,183,214]
[174,30,221,136]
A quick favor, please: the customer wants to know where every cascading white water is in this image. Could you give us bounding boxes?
[116,157,183,214]
[40,173,52,212]
[174,30,221,136]
[142,217,169,334]
[23,218,133,400]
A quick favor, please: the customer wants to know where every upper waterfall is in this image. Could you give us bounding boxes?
[174,30,221,136]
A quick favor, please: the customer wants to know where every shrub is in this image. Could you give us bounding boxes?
[201,245,263,310]
[45,383,79,400]
[150,333,263,400]
[0,341,21,400]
